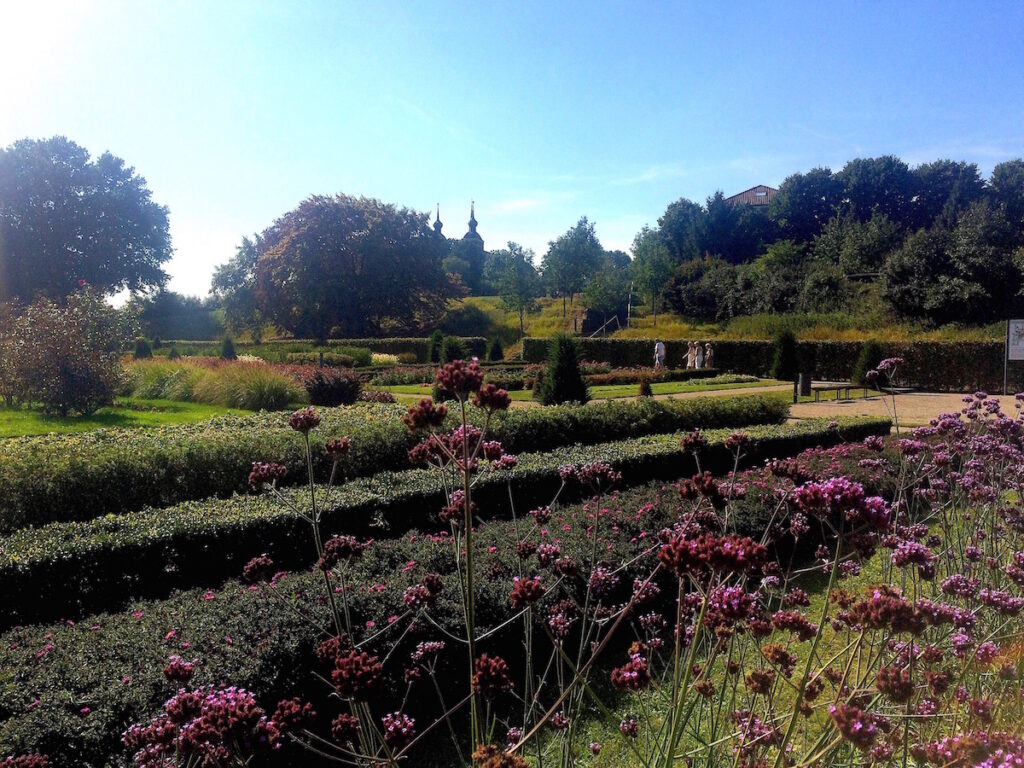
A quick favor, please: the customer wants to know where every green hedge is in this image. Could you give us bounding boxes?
[0,480,687,764]
[0,396,789,532]
[157,337,489,363]
[523,337,1024,392]
[0,416,889,628]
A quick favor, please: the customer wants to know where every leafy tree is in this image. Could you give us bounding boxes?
[911,160,985,230]
[443,239,486,294]
[541,217,604,315]
[837,156,915,226]
[534,333,589,405]
[582,259,628,333]
[988,159,1024,239]
[744,240,807,314]
[253,195,459,340]
[812,212,903,275]
[881,201,1022,324]
[630,226,674,325]
[667,257,737,321]
[798,262,851,313]
[769,167,843,242]
[211,236,265,342]
[485,242,542,338]
[0,136,171,302]
[132,290,224,341]
[658,197,703,262]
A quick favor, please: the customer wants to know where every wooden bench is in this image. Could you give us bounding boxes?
[811,382,869,402]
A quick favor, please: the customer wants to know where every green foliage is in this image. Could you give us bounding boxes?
[133,337,153,360]
[439,335,466,363]
[10,288,130,415]
[771,330,799,381]
[0,136,171,302]
[487,337,504,361]
[852,340,885,384]
[631,226,674,322]
[428,329,444,362]
[210,236,265,341]
[278,365,361,406]
[167,345,180,360]
[0,395,789,532]
[191,363,305,410]
[535,333,589,405]
[132,290,224,341]
[220,335,237,360]
[485,242,542,336]
[541,216,604,312]
[638,377,653,397]
[254,194,460,338]
[0,415,883,629]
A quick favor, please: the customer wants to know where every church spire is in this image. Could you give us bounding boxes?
[467,200,478,234]
[433,203,443,234]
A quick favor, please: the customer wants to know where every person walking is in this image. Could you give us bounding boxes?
[704,342,714,370]
[695,341,705,369]
[654,339,666,371]
[686,341,696,369]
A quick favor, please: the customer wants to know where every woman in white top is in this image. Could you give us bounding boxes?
[695,342,705,369]
[686,341,696,369]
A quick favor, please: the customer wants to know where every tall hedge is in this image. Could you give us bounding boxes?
[0,396,789,532]
[522,337,1024,393]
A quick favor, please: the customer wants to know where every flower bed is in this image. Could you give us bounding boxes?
[0,396,789,532]
[0,416,886,627]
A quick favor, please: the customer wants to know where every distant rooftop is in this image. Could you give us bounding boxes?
[725,184,778,207]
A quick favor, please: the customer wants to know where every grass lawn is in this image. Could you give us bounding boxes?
[0,397,249,437]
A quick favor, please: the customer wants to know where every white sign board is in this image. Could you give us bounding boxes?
[1009,320,1024,361]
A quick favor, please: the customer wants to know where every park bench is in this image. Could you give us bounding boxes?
[811,381,869,402]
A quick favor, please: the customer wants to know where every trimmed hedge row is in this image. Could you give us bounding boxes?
[0,431,898,764]
[159,337,489,363]
[0,481,684,764]
[0,396,789,532]
[522,337,1024,393]
[0,416,890,628]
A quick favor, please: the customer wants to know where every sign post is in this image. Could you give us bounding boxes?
[1006,319,1024,395]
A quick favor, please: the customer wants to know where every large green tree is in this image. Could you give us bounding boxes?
[253,195,458,340]
[911,159,985,230]
[837,156,916,226]
[541,216,603,315]
[485,242,542,338]
[0,136,171,302]
[630,226,673,324]
[582,257,628,332]
[768,167,843,243]
[657,197,703,262]
[210,236,266,341]
[988,159,1024,240]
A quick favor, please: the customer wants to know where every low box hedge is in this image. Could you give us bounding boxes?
[0,395,789,532]
[0,416,889,628]
[522,337,1024,393]
[158,337,490,363]
[0,430,896,764]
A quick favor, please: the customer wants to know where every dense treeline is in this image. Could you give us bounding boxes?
[644,156,1024,325]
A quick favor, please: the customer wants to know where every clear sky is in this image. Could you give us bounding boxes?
[2,1,1023,296]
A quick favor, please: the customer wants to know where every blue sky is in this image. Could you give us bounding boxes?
[2,1,1023,296]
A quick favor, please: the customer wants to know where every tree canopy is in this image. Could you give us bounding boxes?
[541,216,604,314]
[252,194,459,339]
[0,136,171,302]
[485,242,542,337]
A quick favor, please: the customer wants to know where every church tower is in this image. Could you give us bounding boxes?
[462,201,483,250]
[433,204,443,235]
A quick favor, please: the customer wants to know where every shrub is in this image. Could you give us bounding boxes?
[439,335,466,363]
[428,329,444,362]
[535,333,589,405]
[638,377,653,397]
[152,336,162,350]
[397,351,417,364]
[852,339,885,384]
[12,289,128,415]
[487,337,504,362]
[770,329,799,381]
[371,352,400,366]
[167,345,180,360]
[0,395,790,532]
[279,365,361,406]
[220,335,237,360]
[133,338,153,360]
